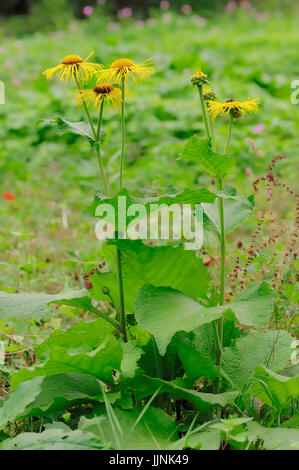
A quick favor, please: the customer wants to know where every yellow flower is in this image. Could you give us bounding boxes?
[194,68,205,77]
[97,58,154,85]
[190,67,208,86]
[207,98,260,120]
[74,84,122,110]
[42,52,103,84]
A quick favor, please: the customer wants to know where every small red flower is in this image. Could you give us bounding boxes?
[2,192,16,201]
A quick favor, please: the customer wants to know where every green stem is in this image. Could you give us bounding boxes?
[225,113,233,155]
[116,245,127,342]
[75,77,96,138]
[215,114,233,392]
[95,99,109,195]
[119,77,126,190]
[75,77,109,194]
[115,76,127,342]
[197,84,210,139]
[208,114,216,151]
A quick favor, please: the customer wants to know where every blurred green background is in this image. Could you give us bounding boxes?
[0,0,298,295]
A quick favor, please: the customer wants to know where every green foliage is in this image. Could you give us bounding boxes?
[89,240,211,312]
[0,289,86,321]
[135,282,274,355]
[135,285,222,355]
[247,422,299,450]
[203,186,255,235]
[251,366,299,409]
[182,137,235,177]
[78,405,178,450]
[0,7,297,452]
[222,330,294,389]
[0,429,104,450]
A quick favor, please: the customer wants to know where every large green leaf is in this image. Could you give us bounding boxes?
[135,285,222,355]
[0,373,108,430]
[200,282,274,329]
[135,283,273,355]
[202,187,254,235]
[251,366,299,408]
[168,427,221,450]
[89,240,211,313]
[0,376,43,430]
[172,333,220,382]
[181,136,235,177]
[222,330,294,389]
[35,318,114,359]
[78,405,178,450]
[85,186,216,218]
[11,319,122,388]
[0,429,104,450]
[0,289,86,321]
[247,422,299,450]
[150,377,238,411]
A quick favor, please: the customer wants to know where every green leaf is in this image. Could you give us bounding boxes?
[168,427,221,450]
[135,285,223,355]
[89,240,211,313]
[85,186,216,218]
[11,319,122,388]
[0,429,104,450]
[181,136,235,177]
[0,289,86,321]
[0,373,110,429]
[251,366,299,408]
[172,333,220,382]
[222,330,294,389]
[0,376,43,430]
[247,422,299,450]
[78,404,178,450]
[135,282,273,355]
[187,282,273,329]
[39,117,95,145]
[202,187,254,235]
[120,341,143,379]
[35,318,115,359]
[134,376,238,412]
[48,295,101,316]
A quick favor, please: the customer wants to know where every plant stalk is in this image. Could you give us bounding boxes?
[215,113,233,392]
[116,245,127,342]
[197,84,210,139]
[75,77,109,194]
[119,77,126,190]
[116,76,127,342]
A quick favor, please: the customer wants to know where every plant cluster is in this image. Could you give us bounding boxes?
[0,44,298,451]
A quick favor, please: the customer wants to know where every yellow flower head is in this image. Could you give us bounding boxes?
[207,98,260,120]
[203,85,216,102]
[74,84,122,110]
[97,58,154,85]
[42,52,103,84]
[191,67,208,86]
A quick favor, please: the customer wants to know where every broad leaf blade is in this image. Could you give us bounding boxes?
[182,136,235,177]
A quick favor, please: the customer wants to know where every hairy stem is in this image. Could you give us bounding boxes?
[95,99,109,195]
[116,76,127,342]
[75,77,109,194]
[116,245,127,342]
[119,77,126,190]
[215,114,233,393]
[197,84,210,139]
